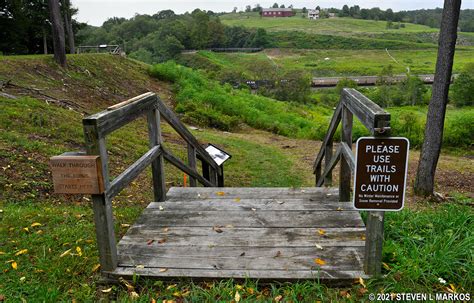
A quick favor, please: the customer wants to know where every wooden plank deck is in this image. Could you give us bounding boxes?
[107,187,367,282]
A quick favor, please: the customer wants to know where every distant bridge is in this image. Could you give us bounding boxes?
[311,74,439,87]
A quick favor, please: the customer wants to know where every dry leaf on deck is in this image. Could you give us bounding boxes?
[159,268,168,272]
[217,192,225,196]
[318,229,326,236]
[315,244,323,250]
[274,251,281,258]
[147,239,155,245]
[314,258,326,265]
[213,226,223,233]
[158,238,167,244]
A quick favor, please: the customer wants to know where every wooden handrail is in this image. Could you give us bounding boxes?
[82,92,224,273]
[312,88,390,277]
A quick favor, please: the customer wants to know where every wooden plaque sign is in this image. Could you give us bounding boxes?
[50,153,104,194]
[353,137,409,211]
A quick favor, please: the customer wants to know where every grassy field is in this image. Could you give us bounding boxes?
[1,54,473,301]
[220,13,474,45]
[181,48,474,76]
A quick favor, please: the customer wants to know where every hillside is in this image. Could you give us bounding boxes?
[1,54,473,301]
[221,13,474,46]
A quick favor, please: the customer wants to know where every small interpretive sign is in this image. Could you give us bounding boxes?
[353,137,409,211]
[50,153,104,194]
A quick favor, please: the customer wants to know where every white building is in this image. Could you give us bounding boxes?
[308,9,320,20]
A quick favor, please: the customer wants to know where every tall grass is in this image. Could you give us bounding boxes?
[149,62,474,148]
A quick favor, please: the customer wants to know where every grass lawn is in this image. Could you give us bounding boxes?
[183,48,474,76]
[220,13,474,45]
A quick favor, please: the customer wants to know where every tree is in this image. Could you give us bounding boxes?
[280,4,285,8]
[48,0,66,67]
[450,63,474,106]
[62,0,76,54]
[272,3,279,8]
[245,5,252,12]
[341,5,350,17]
[232,7,237,13]
[414,0,461,196]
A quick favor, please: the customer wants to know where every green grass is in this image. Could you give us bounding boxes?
[181,48,474,77]
[149,61,474,148]
[220,13,474,46]
[1,199,472,301]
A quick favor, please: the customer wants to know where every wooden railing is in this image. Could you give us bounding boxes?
[313,88,391,276]
[82,92,223,272]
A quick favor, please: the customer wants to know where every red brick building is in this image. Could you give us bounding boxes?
[261,8,294,17]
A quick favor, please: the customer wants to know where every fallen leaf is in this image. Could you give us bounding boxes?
[147,239,155,245]
[130,291,139,299]
[166,284,177,290]
[23,227,29,232]
[19,276,26,282]
[251,208,257,211]
[339,290,351,298]
[60,249,72,258]
[360,235,366,240]
[357,288,368,296]
[236,284,243,290]
[235,290,241,302]
[213,226,223,233]
[358,277,366,288]
[101,287,112,293]
[336,207,343,211]
[91,264,100,273]
[315,244,323,250]
[76,246,82,257]
[136,265,145,269]
[15,249,28,256]
[382,262,391,270]
[234,198,241,202]
[449,284,456,292]
[274,295,283,302]
[11,262,17,270]
[31,222,42,227]
[119,277,135,291]
[121,224,130,228]
[318,229,326,236]
[247,287,255,295]
[240,252,245,256]
[151,299,156,303]
[0,294,5,301]
[216,192,225,196]
[0,252,5,255]
[159,268,168,272]
[274,251,281,258]
[159,206,164,211]
[314,258,326,265]
[158,238,167,244]
[276,200,285,204]
[163,227,169,232]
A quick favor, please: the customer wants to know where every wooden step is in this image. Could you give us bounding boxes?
[109,187,366,283]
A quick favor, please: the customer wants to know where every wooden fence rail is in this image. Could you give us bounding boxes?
[313,88,391,276]
[82,92,223,272]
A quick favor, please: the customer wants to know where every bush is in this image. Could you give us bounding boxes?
[450,63,474,107]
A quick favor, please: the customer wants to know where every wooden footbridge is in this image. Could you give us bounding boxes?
[82,89,389,283]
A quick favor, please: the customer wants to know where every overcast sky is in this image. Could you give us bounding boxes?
[74,0,474,26]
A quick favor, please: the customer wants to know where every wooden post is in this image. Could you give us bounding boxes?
[364,211,385,276]
[202,161,210,182]
[187,144,197,187]
[315,163,321,186]
[217,165,224,187]
[147,109,166,201]
[83,124,117,272]
[339,105,353,202]
[324,140,333,186]
[209,167,218,186]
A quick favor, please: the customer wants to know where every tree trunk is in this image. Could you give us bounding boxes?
[48,0,66,67]
[63,0,75,54]
[414,0,461,196]
[42,29,48,54]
